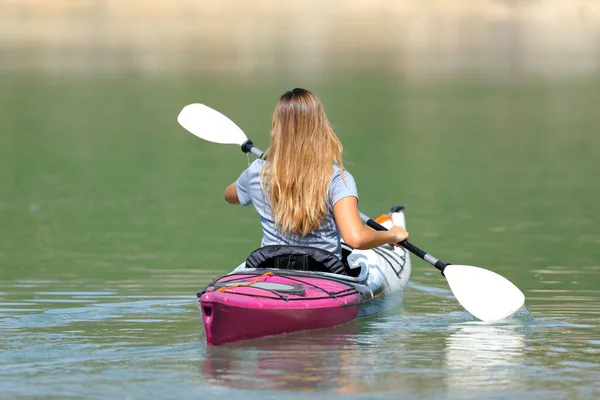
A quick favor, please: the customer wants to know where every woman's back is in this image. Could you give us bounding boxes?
[235,159,357,258]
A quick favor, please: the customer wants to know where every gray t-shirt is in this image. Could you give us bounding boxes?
[235,159,358,258]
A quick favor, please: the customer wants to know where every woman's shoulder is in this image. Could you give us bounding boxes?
[330,166,357,190]
[247,158,266,172]
[331,165,355,180]
[329,165,358,200]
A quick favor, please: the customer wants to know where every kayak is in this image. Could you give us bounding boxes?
[197,205,412,345]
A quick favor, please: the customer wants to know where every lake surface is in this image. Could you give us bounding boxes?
[1,74,600,399]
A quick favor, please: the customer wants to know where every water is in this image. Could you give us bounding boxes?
[1,74,600,399]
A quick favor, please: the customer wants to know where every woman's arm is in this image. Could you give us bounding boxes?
[333,196,408,249]
[224,182,241,204]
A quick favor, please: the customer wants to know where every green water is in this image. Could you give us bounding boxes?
[1,74,600,399]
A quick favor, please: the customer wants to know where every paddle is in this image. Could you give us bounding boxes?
[177,103,264,158]
[177,103,526,322]
[357,213,525,322]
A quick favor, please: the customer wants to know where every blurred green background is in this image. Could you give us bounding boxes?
[2,0,599,283]
[2,72,599,283]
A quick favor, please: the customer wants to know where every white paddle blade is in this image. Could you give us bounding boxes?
[444,265,525,322]
[177,103,248,145]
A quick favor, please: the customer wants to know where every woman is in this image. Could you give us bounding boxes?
[224,88,408,260]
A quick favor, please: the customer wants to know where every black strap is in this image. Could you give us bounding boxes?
[246,245,347,275]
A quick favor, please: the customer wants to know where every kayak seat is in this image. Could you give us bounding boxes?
[245,245,349,276]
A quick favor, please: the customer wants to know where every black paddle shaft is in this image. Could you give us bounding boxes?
[240,139,449,274]
[362,215,449,275]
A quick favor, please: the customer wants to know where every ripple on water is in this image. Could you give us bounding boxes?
[1,271,600,399]
[0,292,197,330]
[35,291,117,296]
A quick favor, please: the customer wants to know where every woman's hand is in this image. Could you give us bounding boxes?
[388,225,409,246]
[334,197,409,250]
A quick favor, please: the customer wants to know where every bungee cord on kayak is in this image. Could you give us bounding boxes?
[208,271,362,302]
[216,271,273,293]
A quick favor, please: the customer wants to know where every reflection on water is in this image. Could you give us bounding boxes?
[203,323,363,393]
[444,322,527,392]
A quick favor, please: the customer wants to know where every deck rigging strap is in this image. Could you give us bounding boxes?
[210,271,360,301]
[217,271,273,292]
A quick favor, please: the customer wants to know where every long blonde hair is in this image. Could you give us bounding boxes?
[261,88,344,237]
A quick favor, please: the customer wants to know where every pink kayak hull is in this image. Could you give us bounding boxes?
[199,272,365,346]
